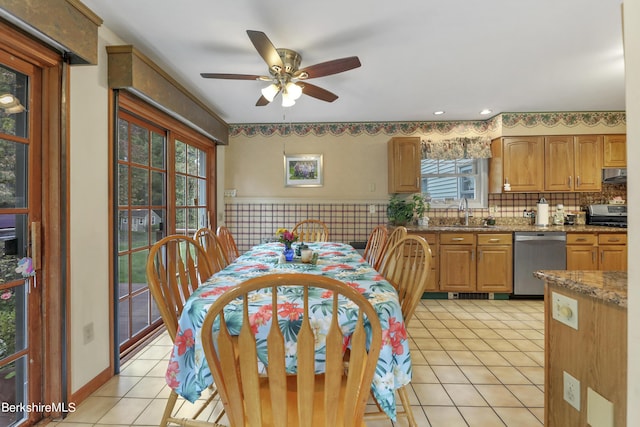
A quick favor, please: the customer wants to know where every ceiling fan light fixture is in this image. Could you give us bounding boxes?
[281,91,296,107]
[285,82,302,100]
[261,83,280,102]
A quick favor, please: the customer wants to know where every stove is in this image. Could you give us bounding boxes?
[586,204,627,228]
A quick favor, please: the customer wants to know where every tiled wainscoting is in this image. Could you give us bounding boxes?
[224,186,625,253]
[224,202,389,252]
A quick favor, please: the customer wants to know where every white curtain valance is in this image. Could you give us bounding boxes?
[421,136,492,160]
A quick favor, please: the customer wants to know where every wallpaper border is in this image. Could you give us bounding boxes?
[229,111,625,137]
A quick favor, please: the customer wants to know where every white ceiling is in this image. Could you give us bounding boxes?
[81,0,625,125]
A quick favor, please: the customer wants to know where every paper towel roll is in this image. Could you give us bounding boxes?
[536,202,549,226]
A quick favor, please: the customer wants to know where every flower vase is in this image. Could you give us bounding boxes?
[283,246,294,261]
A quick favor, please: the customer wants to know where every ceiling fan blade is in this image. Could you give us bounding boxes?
[296,56,361,79]
[200,73,262,80]
[301,82,339,102]
[247,30,284,70]
[256,95,271,106]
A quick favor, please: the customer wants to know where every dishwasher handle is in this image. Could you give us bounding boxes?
[514,234,567,242]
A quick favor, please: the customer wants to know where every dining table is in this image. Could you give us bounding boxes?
[165,241,412,421]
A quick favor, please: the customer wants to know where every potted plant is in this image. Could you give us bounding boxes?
[387,195,415,226]
[412,193,430,226]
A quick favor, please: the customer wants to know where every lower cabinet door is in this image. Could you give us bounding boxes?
[476,245,513,293]
[439,245,475,292]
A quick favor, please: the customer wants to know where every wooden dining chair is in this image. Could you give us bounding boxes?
[377,225,407,269]
[216,225,240,263]
[201,273,382,427]
[146,235,222,427]
[292,219,329,242]
[363,225,388,270]
[194,227,229,273]
[367,234,432,427]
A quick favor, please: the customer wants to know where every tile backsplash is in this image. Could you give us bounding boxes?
[224,184,626,252]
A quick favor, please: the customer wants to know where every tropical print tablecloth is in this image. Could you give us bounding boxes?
[166,241,411,420]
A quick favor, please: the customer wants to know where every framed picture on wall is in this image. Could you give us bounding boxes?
[284,154,323,187]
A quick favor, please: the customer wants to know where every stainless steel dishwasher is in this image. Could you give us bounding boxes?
[513,231,567,297]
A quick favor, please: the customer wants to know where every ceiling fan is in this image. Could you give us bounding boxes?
[201,30,361,107]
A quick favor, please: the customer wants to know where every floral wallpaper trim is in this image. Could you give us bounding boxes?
[229,112,624,137]
[501,111,626,128]
[421,136,492,160]
[230,117,499,137]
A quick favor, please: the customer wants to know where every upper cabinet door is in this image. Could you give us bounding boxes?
[388,137,421,193]
[544,136,574,191]
[603,134,626,167]
[574,135,602,191]
[502,137,544,192]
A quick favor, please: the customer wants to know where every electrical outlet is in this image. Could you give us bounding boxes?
[490,205,498,214]
[368,204,376,214]
[223,189,237,197]
[564,371,581,411]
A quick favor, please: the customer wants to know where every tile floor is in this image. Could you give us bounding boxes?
[48,298,545,427]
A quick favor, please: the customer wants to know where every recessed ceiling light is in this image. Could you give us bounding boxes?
[480,109,492,115]
[433,110,445,115]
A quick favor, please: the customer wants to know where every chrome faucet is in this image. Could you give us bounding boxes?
[459,198,470,225]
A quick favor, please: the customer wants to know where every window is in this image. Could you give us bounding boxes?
[420,158,488,208]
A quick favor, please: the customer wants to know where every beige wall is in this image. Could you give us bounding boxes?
[68,25,123,393]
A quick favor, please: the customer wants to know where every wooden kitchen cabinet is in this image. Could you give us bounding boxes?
[566,233,598,270]
[603,134,626,167]
[489,136,544,192]
[439,233,475,292]
[598,233,627,271]
[544,135,602,192]
[476,234,513,293]
[439,233,512,293]
[388,137,421,193]
[566,232,627,271]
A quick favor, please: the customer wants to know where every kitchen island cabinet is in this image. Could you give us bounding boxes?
[535,270,626,427]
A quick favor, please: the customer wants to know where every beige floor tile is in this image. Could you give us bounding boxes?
[529,407,545,423]
[458,406,507,426]
[61,396,120,423]
[447,350,483,366]
[494,329,526,340]
[473,351,511,367]
[440,319,467,329]
[119,359,160,377]
[413,337,444,350]
[507,385,544,407]
[431,366,469,384]
[482,320,511,329]
[493,407,544,426]
[473,329,503,339]
[442,384,488,406]
[450,328,479,339]
[485,339,519,352]
[422,350,456,365]
[424,319,447,329]
[437,338,467,350]
[459,366,501,385]
[475,385,523,407]
[422,406,467,427]
[97,398,152,425]
[411,365,440,383]
[461,319,487,328]
[499,351,539,367]
[460,338,493,351]
[429,328,456,339]
[516,329,544,340]
[509,339,542,352]
[413,383,455,406]
[124,376,168,398]
[517,366,545,386]
[92,375,141,397]
[136,344,173,360]
[488,366,532,384]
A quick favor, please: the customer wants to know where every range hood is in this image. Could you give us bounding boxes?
[602,168,627,183]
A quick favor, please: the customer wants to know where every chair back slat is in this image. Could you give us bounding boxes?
[146,235,213,341]
[292,219,330,242]
[267,287,288,427]
[363,225,388,270]
[379,235,432,324]
[216,225,240,263]
[195,227,229,272]
[201,273,382,427]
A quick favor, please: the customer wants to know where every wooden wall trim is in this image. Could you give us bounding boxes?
[107,45,229,145]
[0,0,102,64]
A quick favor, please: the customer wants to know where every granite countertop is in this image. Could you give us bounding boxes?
[405,224,627,233]
[533,270,627,308]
